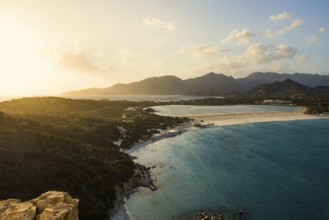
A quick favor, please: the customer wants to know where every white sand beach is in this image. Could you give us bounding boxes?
[184,110,322,126]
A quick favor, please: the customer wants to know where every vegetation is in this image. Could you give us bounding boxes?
[0,89,327,219]
[0,97,189,220]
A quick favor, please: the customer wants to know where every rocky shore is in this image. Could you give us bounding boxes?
[0,191,79,220]
[111,121,206,220]
[110,163,157,218]
[197,210,247,220]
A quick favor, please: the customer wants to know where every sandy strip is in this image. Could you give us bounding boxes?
[184,110,322,126]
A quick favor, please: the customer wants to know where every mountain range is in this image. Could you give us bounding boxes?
[250,78,329,96]
[63,72,329,96]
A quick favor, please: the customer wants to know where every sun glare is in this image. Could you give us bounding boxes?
[0,16,55,96]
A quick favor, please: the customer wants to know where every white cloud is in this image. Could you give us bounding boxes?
[222,28,254,45]
[262,19,303,38]
[143,17,176,30]
[119,49,139,64]
[269,12,293,21]
[306,35,319,45]
[304,26,325,45]
[214,56,247,69]
[295,55,310,62]
[245,44,297,64]
[177,45,231,60]
[286,19,303,31]
[200,55,248,76]
[181,43,299,78]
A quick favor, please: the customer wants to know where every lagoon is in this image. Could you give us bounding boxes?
[151,104,301,117]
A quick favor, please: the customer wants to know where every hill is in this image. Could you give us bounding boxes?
[183,72,240,95]
[64,75,185,96]
[0,97,189,219]
[63,72,329,96]
[238,72,329,90]
[250,78,329,96]
[0,111,134,219]
[250,79,312,95]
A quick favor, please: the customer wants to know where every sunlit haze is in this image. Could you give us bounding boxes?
[0,0,328,96]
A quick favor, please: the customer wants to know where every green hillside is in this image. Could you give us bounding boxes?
[0,97,189,219]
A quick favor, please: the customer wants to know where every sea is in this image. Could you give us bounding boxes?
[0,95,222,103]
[2,96,329,219]
[124,105,329,220]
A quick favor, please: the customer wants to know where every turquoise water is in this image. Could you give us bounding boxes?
[151,105,301,116]
[127,119,329,220]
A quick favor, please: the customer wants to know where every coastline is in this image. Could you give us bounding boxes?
[111,109,326,220]
[185,109,322,126]
[111,122,196,220]
[123,121,197,155]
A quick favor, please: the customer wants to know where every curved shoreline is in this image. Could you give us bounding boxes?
[111,110,326,220]
[184,109,322,127]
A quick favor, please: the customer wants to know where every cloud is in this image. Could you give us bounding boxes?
[269,12,293,21]
[143,17,176,30]
[306,35,319,45]
[57,50,111,73]
[119,49,139,64]
[200,54,250,76]
[245,44,297,64]
[305,26,325,45]
[319,26,325,33]
[286,19,303,31]
[295,55,310,62]
[183,43,299,78]
[262,19,303,38]
[222,28,254,45]
[177,45,231,60]
[213,56,247,70]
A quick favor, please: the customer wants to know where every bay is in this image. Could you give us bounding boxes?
[127,119,329,220]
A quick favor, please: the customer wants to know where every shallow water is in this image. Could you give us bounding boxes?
[127,119,329,220]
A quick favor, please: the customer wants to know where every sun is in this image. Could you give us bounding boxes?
[0,15,55,96]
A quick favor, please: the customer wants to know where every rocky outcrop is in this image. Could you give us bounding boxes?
[110,164,157,217]
[0,191,79,220]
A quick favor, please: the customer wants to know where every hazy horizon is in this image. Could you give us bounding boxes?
[1,0,328,96]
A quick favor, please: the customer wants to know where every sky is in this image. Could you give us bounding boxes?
[0,0,329,96]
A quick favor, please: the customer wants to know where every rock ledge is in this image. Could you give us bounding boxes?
[0,191,79,220]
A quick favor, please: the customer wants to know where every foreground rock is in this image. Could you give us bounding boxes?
[0,191,79,220]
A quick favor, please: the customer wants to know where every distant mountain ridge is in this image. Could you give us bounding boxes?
[63,72,329,96]
[250,78,329,96]
[251,79,312,95]
[237,72,329,90]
